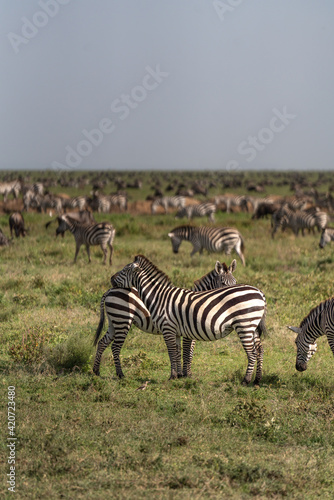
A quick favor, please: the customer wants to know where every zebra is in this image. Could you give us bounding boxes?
[9,212,26,238]
[168,225,246,266]
[56,215,115,265]
[214,194,247,213]
[109,193,127,212]
[272,205,327,238]
[0,180,21,202]
[175,202,216,223]
[110,255,267,385]
[319,227,334,249]
[93,259,237,378]
[288,297,334,372]
[151,196,186,215]
[62,196,88,212]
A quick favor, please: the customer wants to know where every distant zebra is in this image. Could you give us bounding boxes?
[151,196,186,215]
[175,202,216,222]
[214,194,247,213]
[109,193,127,212]
[56,215,115,265]
[0,180,21,202]
[272,205,327,238]
[319,227,334,249]
[93,259,237,378]
[168,225,245,265]
[62,196,87,212]
[9,212,26,238]
[288,297,334,372]
[110,255,267,385]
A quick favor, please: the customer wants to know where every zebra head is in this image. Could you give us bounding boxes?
[288,326,318,371]
[110,262,141,289]
[55,216,69,237]
[175,207,187,219]
[319,228,329,249]
[216,259,237,287]
[168,231,182,253]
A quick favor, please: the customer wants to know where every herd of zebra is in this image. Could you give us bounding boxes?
[93,253,334,385]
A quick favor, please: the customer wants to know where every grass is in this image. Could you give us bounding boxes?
[1,171,334,498]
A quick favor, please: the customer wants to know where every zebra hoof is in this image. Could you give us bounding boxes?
[242,379,250,386]
[116,372,125,379]
[93,369,100,376]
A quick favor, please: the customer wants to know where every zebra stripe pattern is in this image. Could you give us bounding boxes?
[110,255,267,385]
[56,215,115,265]
[319,227,334,248]
[0,180,21,202]
[62,196,88,211]
[175,202,216,222]
[93,259,237,378]
[151,196,186,214]
[272,205,328,238]
[168,225,246,266]
[288,297,334,371]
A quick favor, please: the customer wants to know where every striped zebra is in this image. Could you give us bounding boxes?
[110,255,267,385]
[0,180,21,202]
[272,205,327,238]
[93,259,237,378]
[288,297,334,372]
[109,193,127,212]
[319,227,334,249]
[214,194,247,213]
[151,196,186,215]
[168,225,246,266]
[62,196,88,212]
[175,202,216,223]
[56,215,115,265]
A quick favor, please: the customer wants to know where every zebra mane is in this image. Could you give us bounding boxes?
[170,225,195,234]
[134,255,172,286]
[299,298,331,329]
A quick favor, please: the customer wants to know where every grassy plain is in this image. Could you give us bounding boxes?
[1,172,334,499]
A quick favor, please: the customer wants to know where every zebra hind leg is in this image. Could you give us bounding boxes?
[238,330,257,385]
[253,333,264,386]
[93,330,113,376]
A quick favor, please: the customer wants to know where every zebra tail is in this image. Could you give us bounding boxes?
[93,289,109,346]
[240,235,245,253]
[257,305,268,338]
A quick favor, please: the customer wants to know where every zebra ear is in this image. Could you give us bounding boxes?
[288,326,303,334]
[215,261,223,273]
[229,259,237,272]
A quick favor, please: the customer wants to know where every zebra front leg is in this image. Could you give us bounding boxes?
[74,243,82,263]
[162,331,178,379]
[85,244,92,263]
[182,338,196,377]
[176,336,182,377]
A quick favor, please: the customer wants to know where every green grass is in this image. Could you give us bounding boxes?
[1,171,334,498]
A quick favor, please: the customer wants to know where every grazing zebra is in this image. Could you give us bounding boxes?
[109,193,127,212]
[319,227,334,249]
[214,194,247,213]
[288,297,334,372]
[9,212,26,238]
[272,205,327,238]
[93,260,237,378]
[175,202,216,223]
[151,196,186,215]
[110,255,267,385]
[46,210,95,237]
[168,225,246,266]
[56,215,115,265]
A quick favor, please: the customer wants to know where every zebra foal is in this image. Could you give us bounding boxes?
[110,255,267,385]
[288,297,334,372]
[56,215,115,265]
[168,225,245,265]
[93,259,237,378]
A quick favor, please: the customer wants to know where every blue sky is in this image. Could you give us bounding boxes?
[1,0,334,171]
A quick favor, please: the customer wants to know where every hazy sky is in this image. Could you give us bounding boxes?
[1,1,334,172]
